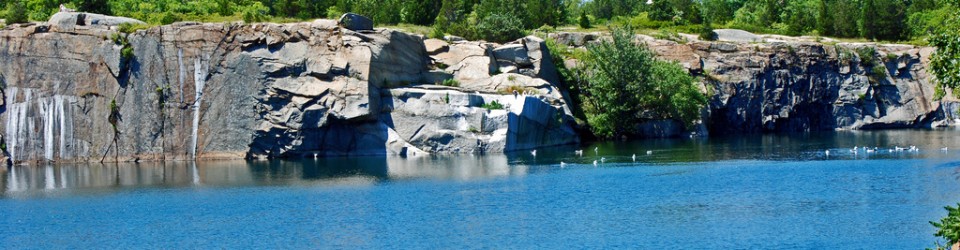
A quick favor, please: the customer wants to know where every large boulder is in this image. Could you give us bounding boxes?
[338,13,373,31]
[48,12,145,31]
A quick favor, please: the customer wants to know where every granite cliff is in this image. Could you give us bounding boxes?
[0,13,578,164]
[552,31,960,137]
[1,13,957,165]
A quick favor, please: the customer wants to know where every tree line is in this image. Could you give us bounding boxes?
[1,0,956,42]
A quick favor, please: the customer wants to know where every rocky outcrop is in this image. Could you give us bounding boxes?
[550,31,959,136]
[0,14,578,164]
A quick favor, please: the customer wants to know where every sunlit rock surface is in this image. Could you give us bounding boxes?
[550,31,960,136]
[0,13,579,164]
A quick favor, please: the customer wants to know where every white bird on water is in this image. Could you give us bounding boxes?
[531,150,537,157]
[646,150,653,155]
[824,150,830,156]
[942,147,949,152]
[575,150,583,156]
[593,160,598,167]
[632,154,637,161]
[560,162,567,168]
[600,157,606,163]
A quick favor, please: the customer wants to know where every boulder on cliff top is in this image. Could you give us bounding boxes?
[713,29,761,43]
[338,13,373,31]
[48,12,144,31]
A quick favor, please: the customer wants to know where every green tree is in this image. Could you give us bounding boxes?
[77,0,111,15]
[816,0,833,36]
[401,0,441,25]
[867,0,907,41]
[474,13,525,43]
[5,1,28,24]
[929,7,960,99]
[782,0,818,36]
[702,0,743,24]
[930,203,960,248]
[578,11,590,28]
[830,0,861,37]
[699,5,717,41]
[582,26,706,138]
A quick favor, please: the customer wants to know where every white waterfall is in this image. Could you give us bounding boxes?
[57,95,73,159]
[190,57,207,158]
[3,88,76,163]
[5,88,31,163]
[43,99,55,161]
[178,48,185,103]
[5,87,19,162]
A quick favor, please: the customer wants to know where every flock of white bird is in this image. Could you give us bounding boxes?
[539,146,656,168]
[827,145,949,156]
[539,144,952,168]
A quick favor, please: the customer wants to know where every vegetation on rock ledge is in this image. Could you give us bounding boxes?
[576,26,706,139]
[0,0,953,44]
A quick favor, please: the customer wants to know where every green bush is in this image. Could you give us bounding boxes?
[429,24,445,39]
[481,100,504,110]
[699,21,717,41]
[118,22,152,33]
[441,78,459,87]
[856,46,878,66]
[241,2,269,23]
[579,12,590,29]
[5,1,28,24]
[582,26,706,139]
[931,203,960,248]
[474,13,525,43]
[870,65,888,78]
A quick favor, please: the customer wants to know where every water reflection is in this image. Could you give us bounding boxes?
[1,155,526,196]
[4,129,960,196]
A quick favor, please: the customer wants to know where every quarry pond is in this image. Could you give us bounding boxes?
[2,129,960,248]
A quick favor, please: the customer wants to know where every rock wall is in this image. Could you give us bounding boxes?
[0,14,579,164]
[551,32,960,136]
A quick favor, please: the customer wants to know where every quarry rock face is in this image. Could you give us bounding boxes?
[550,31,959,137]
[0,12,955,165]
[0,14,579,164]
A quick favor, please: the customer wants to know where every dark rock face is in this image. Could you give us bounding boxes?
[695,42,946,133]
[550,32,959,136]
[0,15,579,165]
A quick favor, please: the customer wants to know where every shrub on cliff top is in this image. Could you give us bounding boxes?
[581,26,707,139]
[5,1,28,24]
[474,13,525,43]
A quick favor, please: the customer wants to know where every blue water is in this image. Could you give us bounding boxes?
[2,130,960,248]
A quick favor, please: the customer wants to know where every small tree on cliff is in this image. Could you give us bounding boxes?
[581,26,707,139]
